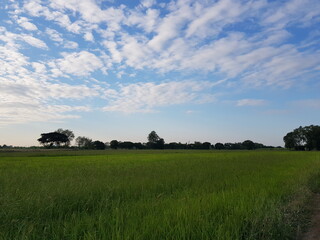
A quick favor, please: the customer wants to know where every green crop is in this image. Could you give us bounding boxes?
[0,150,319,239]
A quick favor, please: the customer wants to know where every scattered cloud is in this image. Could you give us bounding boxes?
[46,28,63,43]
[236,99,268,107]
[0,103,90,126]
[103,81,216,113]
[53,51,104,76]
[20,34,48,49]
[16,17,38,31]
[63,40,79,49]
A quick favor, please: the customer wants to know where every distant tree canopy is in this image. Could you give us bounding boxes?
[147,131,165,149]
[242,140,255,150]
[36,128,275,150]
[38,132,69,147]
[75,137,106,150]
[75,136,93,149]
[215,142,225,150]
[55,128,75,146]
[93,140,106,150]
[110,140,119,149]
[284,125,320,150]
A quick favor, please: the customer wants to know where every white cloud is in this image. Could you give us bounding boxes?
[45,28,79,48]
[141,0,155,8]
[102,40,122,63]
[23,0,73,30]
[32,62,46,73]
[0,27,47,50]
[16,0,320,90]
[45,28,63,43]
[262,0,320,29]
[54,51,104,76]
[0,40,100,126]
[0,103,89,125]
[20,35,48,49]
[147,1,193,52]
[103,80,216,113]
[1,0,320,126]
[236,99,268,107]
[126,8,159,33]
[84,31,94,42]
[16,17,38,31]
[63,41,79,49]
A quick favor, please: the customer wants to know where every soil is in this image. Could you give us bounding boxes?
[301,193,320,240]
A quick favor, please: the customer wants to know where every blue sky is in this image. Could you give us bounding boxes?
[0,0,319,147]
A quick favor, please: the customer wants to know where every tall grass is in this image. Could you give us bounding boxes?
[0,150,319,239]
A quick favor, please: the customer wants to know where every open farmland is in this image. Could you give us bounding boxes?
[0,150,320,240]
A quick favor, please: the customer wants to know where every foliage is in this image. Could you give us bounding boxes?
[118,141,135,149]
[215,142,225,150]
[55,129,75,146]
[147,130,160,143]
[75,136,94,149]
[147,131,165,149]
[93,141,106,150]
[37,132,69,147]
[110,140,119,149]
[242,140,255,150]
[284,125,320,150]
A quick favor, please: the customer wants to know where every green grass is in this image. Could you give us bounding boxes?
[0,150,319,239]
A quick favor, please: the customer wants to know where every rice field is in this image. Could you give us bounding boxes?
[0,150,319,240]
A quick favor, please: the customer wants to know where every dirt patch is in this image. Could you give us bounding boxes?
[301,193,320,240]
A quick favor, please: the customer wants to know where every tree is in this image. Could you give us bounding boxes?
[133,142,145,149]
[283,125,320,150]
[55,129,75,146]
[303,125,320,150]
[110,140,119,149]
[215,142,224,150]
[155,138,165,149]
[118,141,134,149]
[93,140,106,150]
[283,132,296,149]
[148,131,160,144]
[75,136,93,149]
[147,131,165,149]
[38,132,69,147]
[202,142,212,149]
[242,140,255,150]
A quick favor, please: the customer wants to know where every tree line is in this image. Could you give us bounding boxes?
[37,129,276,150]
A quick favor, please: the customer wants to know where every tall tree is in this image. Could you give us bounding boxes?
[147,131,164,149]
[148,131,160,144]
[75,136,93,149]
[38,132,69,147]
[283,125,320,150]
[55,129,75,146]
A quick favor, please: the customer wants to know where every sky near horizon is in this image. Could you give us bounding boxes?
[0,0,319,147]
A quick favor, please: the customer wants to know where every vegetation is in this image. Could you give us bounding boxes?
[55,128,75,146]
[0,150,319,239]
[33,130,278,150]
[37,132,69,147]
[284,125,320,150]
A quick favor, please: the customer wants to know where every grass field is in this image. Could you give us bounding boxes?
[0,150,320,240]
